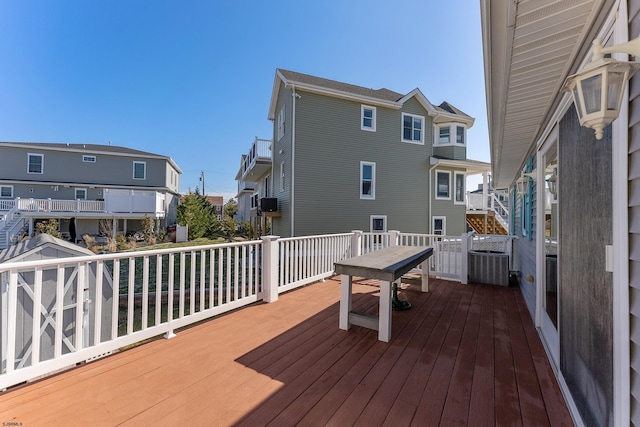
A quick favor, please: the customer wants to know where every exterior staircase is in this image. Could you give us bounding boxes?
[0,213,24,249]
[466,210,508,235]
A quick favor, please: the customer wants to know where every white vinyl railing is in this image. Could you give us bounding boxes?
[0,230,513,390]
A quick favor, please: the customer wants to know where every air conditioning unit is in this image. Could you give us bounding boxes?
[260,197,278,212]
[468,250,510,286]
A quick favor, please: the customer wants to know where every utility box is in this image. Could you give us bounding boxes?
[468,250,510,286]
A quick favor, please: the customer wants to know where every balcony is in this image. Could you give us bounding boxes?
[241,137,272,181]
[0,231,572,425]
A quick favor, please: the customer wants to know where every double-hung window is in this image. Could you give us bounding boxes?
[435,170,451,200]
[370,215,387,232]
[454,172,465,204]
[439,126,450,144]
[277,106,286,140]
[361,105,376,131]
[75,188,87,200]
[402,113,424,144]
[0,185,13,198]
[27,153,44,174]
[360,161,376,200]
[133,161,146,180]
[432,216,446,235]
[456,126,465,144]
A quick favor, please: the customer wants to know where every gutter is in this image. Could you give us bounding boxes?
[290,84,297,236]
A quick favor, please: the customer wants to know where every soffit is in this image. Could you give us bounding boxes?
[481,0,611,188]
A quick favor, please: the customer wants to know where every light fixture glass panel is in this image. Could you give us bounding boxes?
[606,71,625,110]
[581,73,603,114]
[572,86,583,119]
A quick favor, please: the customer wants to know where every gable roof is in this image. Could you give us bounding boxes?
[0,141,182,173]
[268,69,472,126]
[0,233,94,264]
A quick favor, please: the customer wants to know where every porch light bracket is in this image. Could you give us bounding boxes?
[563,37,640,140]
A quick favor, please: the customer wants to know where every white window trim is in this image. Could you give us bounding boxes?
[27,153,44,174]
[435,170,451,200]
[279,161,285,192]
[434,124,467,147]
[133,161,146,180]
[360,161,376,200]
[82,155,96,163]
[75,188,87,200]
[401,113,425,145]
[361,105,377,132]
[432,216,446,235]
[454,171,466,205]
[277,106,286,141]
[370,215,387,232]
[0,185,13,198]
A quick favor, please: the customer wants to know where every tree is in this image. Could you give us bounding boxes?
[224,198,238,218]
[141,214,156,245]
[176,189,217,240]
[35,219,62,238]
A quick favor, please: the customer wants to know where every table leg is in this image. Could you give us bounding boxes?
[421,263,429,292]
[379,280,392,342]
[339,274,352,331]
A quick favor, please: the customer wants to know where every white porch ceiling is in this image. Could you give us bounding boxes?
[481,0,613,188]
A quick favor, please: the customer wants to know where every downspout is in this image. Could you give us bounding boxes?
[290,84,297,236]
[428,160,438,233]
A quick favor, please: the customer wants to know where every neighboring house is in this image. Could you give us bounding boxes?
[205,195,224,220]
[481,0,638,425]
[234,154,255,224]
[237,69,490,238]
[0,142,182,248]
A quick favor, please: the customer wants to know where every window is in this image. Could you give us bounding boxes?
[277,106,286,140]
[251,193,259,209]
[432,216,446,235]
[454,172,465,204]
[370,215,387,232]
[456,126,465,144]
[27,153,44,174]
[0,185,13,198]
[280,161,285,192]
[435,170,451,199]
[360,161,376,200]
[439,126,450,144]
[75,188,87,200]
[133,161,146,180]
[402,113,424,144]
[361,105,376,131]
[82,155,96,162]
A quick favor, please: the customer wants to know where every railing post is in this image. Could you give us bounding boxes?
[389,230,400,247]
[461,233,470,285]
[350,230,362,257]
[261,235,280,303]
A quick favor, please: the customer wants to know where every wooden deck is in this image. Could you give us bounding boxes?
[0,276,573,426]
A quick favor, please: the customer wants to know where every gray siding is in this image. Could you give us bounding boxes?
[271,81,293,237]
[430,166,468,235]
[512,170,537,313]
[560,105,613,426]
[0,145,171,190]
[291,93,433,236]
[629,2,640,424]
[432,145,466,161]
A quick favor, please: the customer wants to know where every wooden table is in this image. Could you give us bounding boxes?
[334,246,434,342]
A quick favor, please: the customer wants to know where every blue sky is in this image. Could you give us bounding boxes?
[0,1,489,199]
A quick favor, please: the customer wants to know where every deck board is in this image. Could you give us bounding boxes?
[0,277,574,426]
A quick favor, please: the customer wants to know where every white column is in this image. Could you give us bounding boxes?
[339,274,352,331]
[350,230,362,257]
[379,280,392,342]
[261,235,280,303]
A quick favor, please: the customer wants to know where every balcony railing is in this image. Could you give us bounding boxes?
[0,230,513,390]
[241,137,272,179]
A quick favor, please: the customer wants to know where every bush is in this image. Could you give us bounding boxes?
[35,219,63,239]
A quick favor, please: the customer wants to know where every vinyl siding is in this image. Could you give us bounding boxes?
[271,81,293,237]
[512,163,537,313]
[430,166,467,235]
[291,93,432,236]
[0,145,171,188]
[629,2,640,424]
[432,145,466,161]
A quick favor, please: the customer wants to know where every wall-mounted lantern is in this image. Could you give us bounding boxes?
[516,170,536,195]
[563,37,640,140]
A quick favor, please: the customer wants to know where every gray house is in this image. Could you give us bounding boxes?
[0,142,182,248]
[237,69,490,238]
[482,0,639,425]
